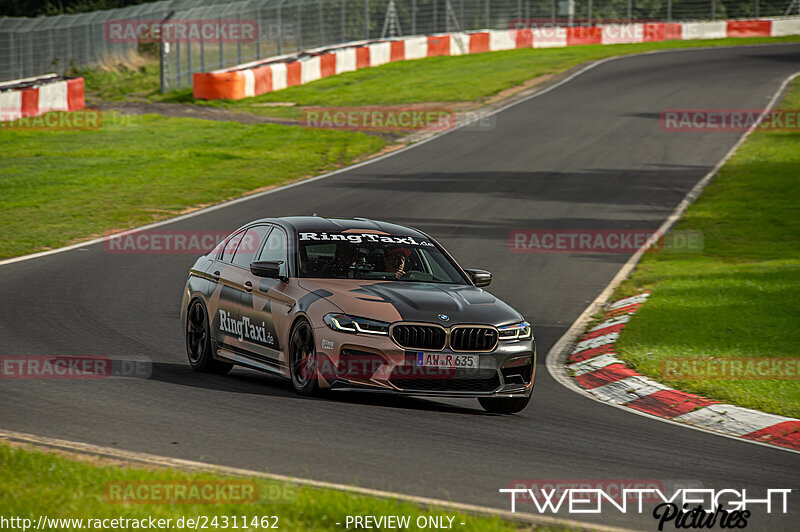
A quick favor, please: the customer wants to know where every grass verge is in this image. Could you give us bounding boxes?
[613,77,800,419]
[0,114,383,259]
[0,442,551,532]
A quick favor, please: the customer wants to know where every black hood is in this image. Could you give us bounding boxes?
[298,279,523,326]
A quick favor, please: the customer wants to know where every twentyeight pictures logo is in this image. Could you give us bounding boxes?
[500,486,792,530]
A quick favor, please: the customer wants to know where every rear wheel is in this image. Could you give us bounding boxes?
[289,319,319,395]
[186,299,233,375]
[478,395,531,414]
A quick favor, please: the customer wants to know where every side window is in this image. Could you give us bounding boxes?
[220,230,245,263]
[232,226,270,268]
[258,228,288,276]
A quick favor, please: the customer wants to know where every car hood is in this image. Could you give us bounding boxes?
[297,279,523,326]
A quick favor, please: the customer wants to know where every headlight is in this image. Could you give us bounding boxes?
[323,313,390,335]
[498,321,532,340]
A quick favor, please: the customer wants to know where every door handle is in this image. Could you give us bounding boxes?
[244,281,253,292]
[212,271,220,281]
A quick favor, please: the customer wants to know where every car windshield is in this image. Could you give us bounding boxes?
[297,232,467,283]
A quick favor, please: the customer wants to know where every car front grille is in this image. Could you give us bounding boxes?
[391,324,447,350]
[449,326,498,352]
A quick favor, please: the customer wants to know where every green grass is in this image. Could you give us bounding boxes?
[0,113,384,259]
[613,78,800,419]
[77,62,163,101]
[0,443,549,532]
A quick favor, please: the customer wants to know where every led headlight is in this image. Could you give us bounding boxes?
[497,321,532,341]
[324,313,390,335]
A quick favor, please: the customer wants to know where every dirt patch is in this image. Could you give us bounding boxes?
[89,99,300,126]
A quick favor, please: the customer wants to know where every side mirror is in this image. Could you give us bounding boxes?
[465,268,492,287]
[250,260,286,281]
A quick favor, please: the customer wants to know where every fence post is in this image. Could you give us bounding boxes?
[711,0,715,20]
[434,0,438,32]
[319,0,324,46]
[755,0,759,17]
[256,7,262,59]
[341,0,346,41]
[159,11,175,94]
[485,0,489,29]
[667,0,672,22]
[365,0,369,40]
[588,0,592,26]
[277,3,282,55]
[219,15,224,69]
[412,0,416,34]
[627,0,631,22]
[298,2,302,51]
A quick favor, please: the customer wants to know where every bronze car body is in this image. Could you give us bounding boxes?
[181,217,535,413]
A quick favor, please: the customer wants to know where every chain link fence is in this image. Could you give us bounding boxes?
[2,0,798,89]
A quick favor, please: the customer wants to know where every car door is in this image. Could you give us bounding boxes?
[214,225,269,352]
[237,226,295,367]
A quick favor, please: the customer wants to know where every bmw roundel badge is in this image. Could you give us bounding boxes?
[438,314,449,321]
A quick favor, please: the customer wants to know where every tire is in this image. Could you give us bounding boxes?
[478,395,531,414]
[289,318,320,395]
[186,299,233,375]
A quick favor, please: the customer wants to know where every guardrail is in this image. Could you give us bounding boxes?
[0,74,85,120]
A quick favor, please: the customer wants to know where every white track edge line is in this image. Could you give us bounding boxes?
[545,70,800,456]
[0,429,636,532]
[3,40,799,268]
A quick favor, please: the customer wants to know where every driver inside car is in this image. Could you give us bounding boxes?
[383,247,411,279]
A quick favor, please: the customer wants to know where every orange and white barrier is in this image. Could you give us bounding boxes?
[193,17,800,101]
[0,75,84,121]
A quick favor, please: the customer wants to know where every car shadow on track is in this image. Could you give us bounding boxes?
[144,360,484,415]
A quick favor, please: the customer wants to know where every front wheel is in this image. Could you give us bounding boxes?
[478,395,531,414]
[289,319,320,395]
[186,299,233,375]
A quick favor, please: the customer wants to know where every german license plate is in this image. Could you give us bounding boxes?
[415,352,479,368]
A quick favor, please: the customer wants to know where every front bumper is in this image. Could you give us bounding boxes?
[313,325,536,398]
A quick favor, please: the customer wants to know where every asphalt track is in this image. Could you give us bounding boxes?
[2,44,800,530]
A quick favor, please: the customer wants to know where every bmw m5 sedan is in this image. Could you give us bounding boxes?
[181,216,535,413]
